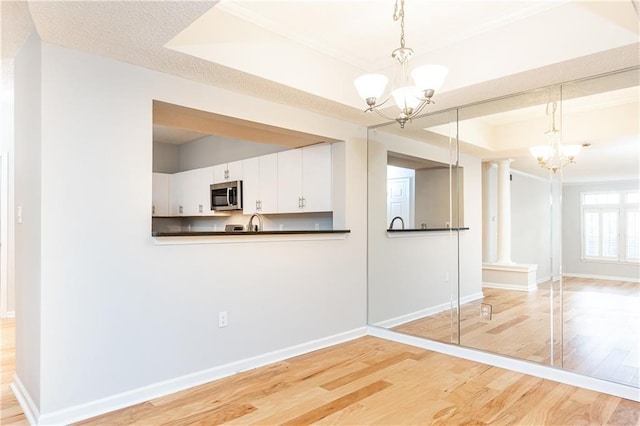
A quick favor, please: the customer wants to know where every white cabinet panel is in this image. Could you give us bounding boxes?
[277,149,303,213]
[169,172,185,216]
[278,145,332,213]
[200,166,215,216]
[169,168,215,216]
[242,157,260,215]
[152,173,170,217]
[259,153,278,214]
[302,144,332,212]
[243,154,278,214]
[214,160,243,183]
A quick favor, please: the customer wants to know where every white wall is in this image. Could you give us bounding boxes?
[178,135,287,172]
[563,180,640,280]
[152,142,179,174]
[368,129,483,326]
[1,57,15,318]
[13,32,42,409]
[510,171,553,281]
[415,167,464,229]
[16,42,368,419]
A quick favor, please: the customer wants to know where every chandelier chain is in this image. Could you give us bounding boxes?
[546,100,558,132]
[393,0,406,49]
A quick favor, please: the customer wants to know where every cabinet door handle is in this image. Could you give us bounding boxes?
[152,205,155,215]
[199,204,203,213]
[302,197,306,208]
[225,169,229,180]
[179,205,183,214]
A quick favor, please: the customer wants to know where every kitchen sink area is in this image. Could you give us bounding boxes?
[151,211,349,238]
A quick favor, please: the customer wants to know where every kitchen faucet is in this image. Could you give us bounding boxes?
[389,216,405,230]
[247,213,264,232]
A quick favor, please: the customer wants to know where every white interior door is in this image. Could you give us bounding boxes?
[387,177,411,228]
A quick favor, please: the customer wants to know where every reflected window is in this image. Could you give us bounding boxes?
[581,191,639,262]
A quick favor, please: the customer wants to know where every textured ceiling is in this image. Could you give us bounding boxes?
[5,0,637,130]
[1,1,34,59]
[3,0,640,146]
[20,0,375,126]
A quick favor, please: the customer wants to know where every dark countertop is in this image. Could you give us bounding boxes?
[387,227,469,232]
[152,230,351,237]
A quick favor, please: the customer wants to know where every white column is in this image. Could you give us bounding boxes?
[482,162,498,263]
[496,159,513,264]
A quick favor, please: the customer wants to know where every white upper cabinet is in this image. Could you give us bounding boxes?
[152,173,170,217]
[259,154,279,214]
[302,144,332,212]
[214,160,243,183]
[243,153,278,215]
[170,167,217,216]
[277,149,303,213]
[163,145,332,217]
[200,166,215,216]
[170,169,201,216]
[277,144,332,213]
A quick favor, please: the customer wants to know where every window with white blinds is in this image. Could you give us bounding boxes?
[581,191,639,263]
[627,210,640,261]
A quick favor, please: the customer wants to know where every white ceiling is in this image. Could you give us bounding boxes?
[166,0,639,110]
[2,0,639,180]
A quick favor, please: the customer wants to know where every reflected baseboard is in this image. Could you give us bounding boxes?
[372,292,484,329]
[367,326,640,402]
[563,272,640,283]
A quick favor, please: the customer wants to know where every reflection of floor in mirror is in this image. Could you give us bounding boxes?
[3,317,638,425]
[393,277,639,388]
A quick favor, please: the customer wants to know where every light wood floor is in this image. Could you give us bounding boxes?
[395,277,640,388]
[1,318,639,425]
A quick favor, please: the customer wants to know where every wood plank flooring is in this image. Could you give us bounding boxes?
[395,277,639,387]
[1,317,639,425]
[1,318,26,425]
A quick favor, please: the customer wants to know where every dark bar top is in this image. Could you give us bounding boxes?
[387,227,469,232]
[152,230,351,237]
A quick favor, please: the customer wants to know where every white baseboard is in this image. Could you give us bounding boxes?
[12,320,639,425]
[537,275,551,285]
[10,375,39,426]
[483,281,537,292]
[13,327,367,426]
[460,292,484,305]
[373,292,485,329]
[367,326,640,402]
[563,272,640,283]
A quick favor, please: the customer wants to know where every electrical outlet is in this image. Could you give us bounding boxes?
[218,311,228,328]
[480,303,492,320]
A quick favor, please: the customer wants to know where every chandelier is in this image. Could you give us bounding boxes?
[353,0,448,128]
[529,101,582,173]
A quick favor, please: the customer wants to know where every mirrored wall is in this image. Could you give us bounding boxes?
[367,68,639,389]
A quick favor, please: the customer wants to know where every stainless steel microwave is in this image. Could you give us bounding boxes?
[210,180,243,211]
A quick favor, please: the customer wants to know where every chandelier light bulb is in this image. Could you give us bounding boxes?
[560,144,582,158]
[392,86,422,111]
[354,74,388,104]
[411,64,448,92]
[529,145,553,161]
[529,99,582,172]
